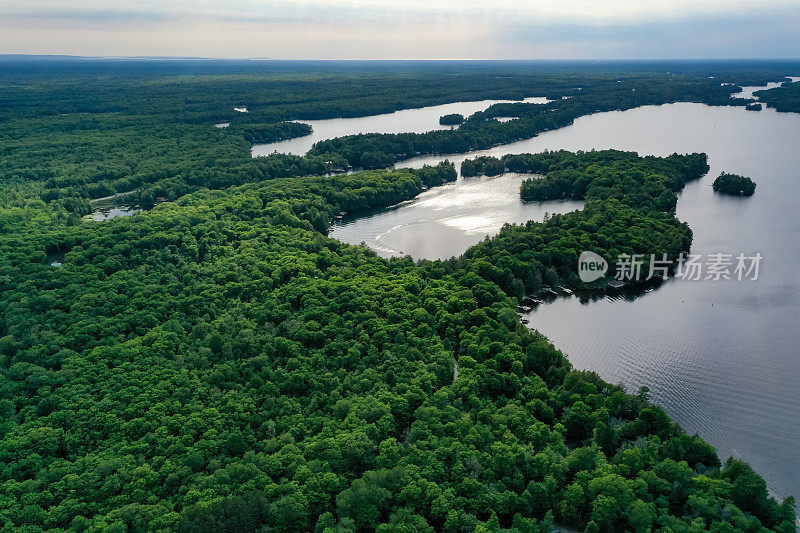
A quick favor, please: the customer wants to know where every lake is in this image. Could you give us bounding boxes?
[330,94,800,500]
[251,97,551,156]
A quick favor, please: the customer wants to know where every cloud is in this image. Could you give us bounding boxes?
[3,0,798,25]
[0,0,798,59]
[496,9,800,58]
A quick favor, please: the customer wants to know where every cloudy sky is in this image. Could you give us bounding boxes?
[2,0,799,59]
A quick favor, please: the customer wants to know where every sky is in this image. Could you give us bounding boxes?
[1,0,799,60]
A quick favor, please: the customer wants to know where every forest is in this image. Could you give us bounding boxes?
[0,60,798,532]
[1,150,795,532]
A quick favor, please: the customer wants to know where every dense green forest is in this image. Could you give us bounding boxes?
[1,150,795,531]
[1,60,799,532]
[755,81,800,113]
[712,173,757,196]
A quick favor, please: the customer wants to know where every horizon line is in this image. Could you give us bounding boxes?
[2,54,800,62]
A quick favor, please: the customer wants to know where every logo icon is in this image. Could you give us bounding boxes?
[578,251,608,282]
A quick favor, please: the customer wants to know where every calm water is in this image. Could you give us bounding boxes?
[331,98,800,500]
[251,97,550,156]
[332,176,583,259]
[86,206,142,221]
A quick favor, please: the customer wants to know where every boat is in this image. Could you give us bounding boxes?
[518,305,532,312]
[558,286,573,295]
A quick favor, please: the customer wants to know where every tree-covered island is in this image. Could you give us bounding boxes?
[713,172,757,196]
[439,113,465,125]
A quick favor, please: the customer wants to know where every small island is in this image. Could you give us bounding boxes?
[713,172,757,196]
[439,113,464,125]
[229,121,312,144]
[460,155,506,176]
[745,102,763,111]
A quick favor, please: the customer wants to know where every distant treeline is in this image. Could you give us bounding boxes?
[0,68,778,216]
[308,78,743,170]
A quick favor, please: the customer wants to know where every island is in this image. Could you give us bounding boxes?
[713,172,757,195]
[460,155,506,176]
[228,121,312,143]
[438,112,464,125]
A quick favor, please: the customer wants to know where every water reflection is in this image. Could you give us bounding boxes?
[331,172,583,260]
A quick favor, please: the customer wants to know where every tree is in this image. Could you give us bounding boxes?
[626,499,657,532]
